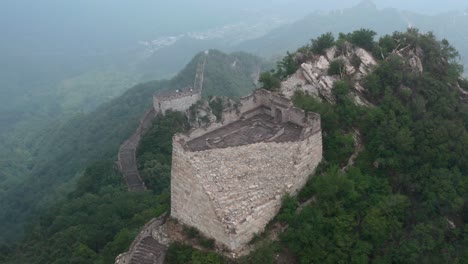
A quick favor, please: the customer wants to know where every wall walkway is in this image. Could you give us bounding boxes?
[117,108,156,191]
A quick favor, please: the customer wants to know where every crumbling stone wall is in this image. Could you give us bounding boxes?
[170,89,323,251]
[171,131,322,251]
[153,92,201,115]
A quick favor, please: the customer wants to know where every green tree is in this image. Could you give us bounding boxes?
[259,71,281,91]
[311,32,335,55]
[348,29,377,51]
[328,59,345,76]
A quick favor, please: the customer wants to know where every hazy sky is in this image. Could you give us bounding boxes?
[1,0,467,54]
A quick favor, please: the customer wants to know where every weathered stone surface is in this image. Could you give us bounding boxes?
[281,69,320,99]
[408,54,424,74]
[186,100,217,129]
[171,89,323,252]
[280,45,377,105]
[154,91,202,115]
[355,47,377,79]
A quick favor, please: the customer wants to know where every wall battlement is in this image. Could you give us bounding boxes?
[155,87,198,102]
[153,51,208,115]
[170,89,323,252]
[153,88,202,116]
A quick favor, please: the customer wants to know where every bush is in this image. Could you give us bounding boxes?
[378,35,397,58]
[348,29,377,51]
[199,237,215,249]
[277,194,298,224]
[183,225,200,239]
[259,71,281,91]
[312,32,335,55]
[328,59,345,76]
[238,243,278,264]
[350,54,362,69]
[208,97,224,121]
[276,52,299,78]
[166,243,194,264]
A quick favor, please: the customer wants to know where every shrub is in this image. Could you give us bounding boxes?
[312,32,335,55]
[259,71,281,91]
[277,194,298,224]
[208,98,223,121]
[238,243,278,264]
[328,59,345,76]
[276,52,299,78]
[350,54,362,69]
[348,29,377,51]
[183,226,200,239]
[199,237,215,249]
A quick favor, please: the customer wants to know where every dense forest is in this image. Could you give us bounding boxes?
[2,29,467,263]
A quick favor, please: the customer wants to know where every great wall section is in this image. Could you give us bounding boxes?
[116,52,323,263]
[117,109,155,191]
[153,51,207,115]
[115,53,209,263]
[171,89,322,251]
[117,52,208,192]
[115,214,169,264]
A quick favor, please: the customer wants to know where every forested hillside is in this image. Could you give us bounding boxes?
[0,50,264,246]
[254,29,467,263]
[2,28,467,263]
[164,29,468,264]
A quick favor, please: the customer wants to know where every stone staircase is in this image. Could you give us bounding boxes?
[115,215,169,264]
[128,237,167,264]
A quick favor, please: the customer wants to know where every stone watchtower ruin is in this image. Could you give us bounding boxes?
[170,89,323,251]
[153,51,208,115]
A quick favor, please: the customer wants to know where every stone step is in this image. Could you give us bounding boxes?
[129,237,167,264]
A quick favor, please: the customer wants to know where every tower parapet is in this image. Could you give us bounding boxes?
[153,52,208,115]
[153,87,201,115]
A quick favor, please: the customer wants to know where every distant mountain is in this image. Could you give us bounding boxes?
[235,1,468,71]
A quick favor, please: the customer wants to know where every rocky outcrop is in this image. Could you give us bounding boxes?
[186,100,217,129]
[280,45,377,106]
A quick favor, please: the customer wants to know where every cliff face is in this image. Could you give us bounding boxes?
[280,45,377,106]
[280,43,428,107]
